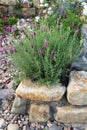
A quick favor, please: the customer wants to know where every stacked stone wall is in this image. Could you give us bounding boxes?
[0,0,52,18]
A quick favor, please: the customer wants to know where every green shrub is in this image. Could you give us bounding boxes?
[7,17,18,25]
[52,0,83,38]
[10,20,82,85]
[13,73,25,90]
[13,1,22,9]
[0,19,4,26]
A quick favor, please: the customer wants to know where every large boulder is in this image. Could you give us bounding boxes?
[67,71,87,105]
[16,79,66,102]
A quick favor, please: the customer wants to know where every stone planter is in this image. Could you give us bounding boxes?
[11,79,66,122]
[11,70,87,124]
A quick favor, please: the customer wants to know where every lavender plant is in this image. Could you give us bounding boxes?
[10,20,82,85]
[52,0,83,38]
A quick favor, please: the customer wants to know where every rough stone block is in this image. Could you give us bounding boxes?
[20,2,29,8]
[55,106,87,123]
[29,103,51,122]
[0,6,7,14]
[8,6,14,15]
[11,95,27,114]
[16,79,66,102]
[7,124,19,130]
[33,0,40,8]
[67,71,87,105]
[22,8,36,17]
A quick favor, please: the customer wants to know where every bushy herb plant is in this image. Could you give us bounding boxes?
[9,19,82,85]
[7,17,18,25]
[0,19,4,26]
[52,0,83,38]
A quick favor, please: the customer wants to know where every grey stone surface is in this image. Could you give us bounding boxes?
[72,56,87,71]
[49,125,62,130]
[81,24,87,54]
[11,95,27,114]
[0,89,14,100]
[7,124,19,130]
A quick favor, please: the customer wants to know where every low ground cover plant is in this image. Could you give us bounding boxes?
[9,18,82,85]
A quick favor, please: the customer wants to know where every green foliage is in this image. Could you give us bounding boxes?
[13,1,22,9]
[0,19,4,26]
[10,19,82,85]
[51,0,83,39]
[53,0,83,15]
[7,17,18,25]
[13,73,25,90]
[14,12,23,18]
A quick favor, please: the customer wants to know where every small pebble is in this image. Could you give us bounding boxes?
[4,110,9,114]
[35,123,41,129]
[0,118,5,128]
[7,124,19,130]
[23,125,27,130]
[23,120,28,125]
[18,120,21,125]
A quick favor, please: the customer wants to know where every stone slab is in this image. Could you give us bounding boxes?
[55,106,87,123]
[16,79,66,102]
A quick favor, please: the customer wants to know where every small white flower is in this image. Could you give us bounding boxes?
[48,10,53,15]
[40,0,44,4]
[81,2,87,6]
[82,3,87,16]
[17,21,20,26]
[28,27,32,31]
[35,16,40,22]
[40,4,44,7]
[83,8,87,16]
[44,3,49,7]
[17,25,21,30]
[19,18,25,23]
[48,7,52,11]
